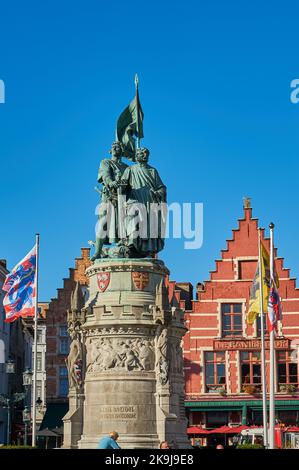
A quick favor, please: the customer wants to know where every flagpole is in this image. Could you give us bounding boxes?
[32,233,39,447]
[269,222,275,449]
[135,74,140,149]
[258,228,269,448]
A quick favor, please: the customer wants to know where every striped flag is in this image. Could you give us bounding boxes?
[2,245,37,323]
[267,283,282,332]
[267,256,282,333]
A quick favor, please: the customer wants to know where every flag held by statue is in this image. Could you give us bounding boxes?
[116,75,144,160]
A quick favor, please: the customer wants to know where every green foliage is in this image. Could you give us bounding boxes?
[236,443,265,449]
[279,384,297,393]
[0,445,37,449]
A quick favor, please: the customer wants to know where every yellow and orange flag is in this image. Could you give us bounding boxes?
[247,242,271,325]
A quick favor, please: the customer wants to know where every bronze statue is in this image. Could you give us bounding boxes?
[91,80,167,260]
[91,141,128,261]
[120,147,167,257]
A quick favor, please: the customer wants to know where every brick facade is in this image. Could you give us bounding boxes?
[42,208,299,437]
[45,248,91,404]
[170,205,299,430]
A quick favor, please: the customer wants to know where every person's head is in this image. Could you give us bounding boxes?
[135,147,150,164]
[109,431,119,441]
[159,441,170,449]
[216,444,224,449]
[109,141,123,160]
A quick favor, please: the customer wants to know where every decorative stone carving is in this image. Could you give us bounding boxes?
[65,259,190,449]
[86,336,155,373]
[66,330,83,390]
[87,259,169,277]
[96,272,110,292]
[85,326,153,337]
[169,339,184,374]
[132,271,150,290]
[66,282,85,391]
[155,325,169,385]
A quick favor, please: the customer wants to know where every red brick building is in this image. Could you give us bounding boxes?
[170,203,299,431]
[42,206,299,441]
[42,248,91,432]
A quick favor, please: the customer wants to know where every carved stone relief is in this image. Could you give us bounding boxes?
[86,336,155,373]
[155,325,169,385]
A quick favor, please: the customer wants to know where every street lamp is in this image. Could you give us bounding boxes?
[0,365,32,445]
[23,368,33,388]
[5,359,15,374]
[22,406,31,446]
[0,393,25,445]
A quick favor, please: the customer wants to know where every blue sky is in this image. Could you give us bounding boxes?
[0,0,298,301]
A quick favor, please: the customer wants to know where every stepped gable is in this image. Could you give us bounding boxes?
[45,248,91,402]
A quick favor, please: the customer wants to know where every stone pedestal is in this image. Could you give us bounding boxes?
[63,392,84,448]
[65,258,190,449]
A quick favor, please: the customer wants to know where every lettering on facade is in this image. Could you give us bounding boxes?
[101,413,137,420]
[99,405,137,420]
[213,339,289,351]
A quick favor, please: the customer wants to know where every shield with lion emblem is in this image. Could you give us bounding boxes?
[132,271,150,290]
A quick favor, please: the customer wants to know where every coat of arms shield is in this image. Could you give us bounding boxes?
[97,272,110,292]
[132,271,150,290]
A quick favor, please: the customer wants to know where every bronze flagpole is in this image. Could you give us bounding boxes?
[135,74,141,149]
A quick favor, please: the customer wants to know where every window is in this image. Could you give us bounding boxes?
[241,351,261,392]
[277,351,298,390]
[37,380,42,400]
[59,325,68,337]
[59,366,68,397]
[205,351,226,392]
[238,260,258,280]
[31,380,42,402]
[36,352,42,371]
[206,411,228,428]
[278,410,299,426]
[221,303,243,337]
[256,315,267,337]
[59,325,69,355]
[59,338,69,354]
[248,410,263,426]
[37,328,43,343]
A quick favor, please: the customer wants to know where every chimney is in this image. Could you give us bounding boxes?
[196,282,205,300]
[243,196,251,209]
[0,259,7,269]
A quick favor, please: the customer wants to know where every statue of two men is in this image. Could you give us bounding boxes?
[92,142,167,260]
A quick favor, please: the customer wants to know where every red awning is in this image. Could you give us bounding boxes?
[285,426,299,433]
[187,425,264,435]
[209,425,250,434]
[187,426,212,435]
